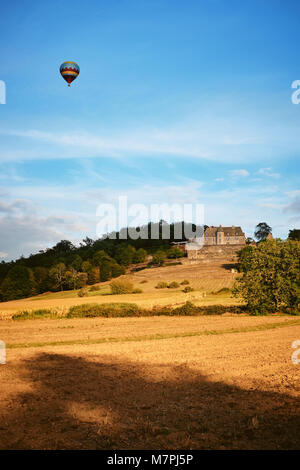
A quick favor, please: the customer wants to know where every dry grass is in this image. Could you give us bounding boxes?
[0,259,240,319]
[1,258,299,449]
[0,316,299,449]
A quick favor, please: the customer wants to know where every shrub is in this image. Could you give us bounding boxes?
[182,286,194,293]
[181,279,190,285]
[110,278,134,294]
[171,301,197,315]
[133,248,147,264]
[89,285,101,292]
[167,247,184,259]
[168,281,180,289]
[140,280,148,284]
[67,303,141,318]
[152,251,166,266]
[111,263,126,278]
[13,309,56,320]
[13,302,246,320]
[132,288,143,294]
[78,288,88,297]
[155,281,168,289]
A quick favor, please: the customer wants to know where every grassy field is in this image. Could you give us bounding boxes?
[0,258,299,449]
[0,259,240,319]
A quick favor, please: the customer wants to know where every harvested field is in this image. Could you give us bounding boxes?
[0,315,300,449]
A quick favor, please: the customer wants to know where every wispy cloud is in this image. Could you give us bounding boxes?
[229,169,249,177]
[283,196,300,214]
[258,167,280,178]
[0,114,276,164]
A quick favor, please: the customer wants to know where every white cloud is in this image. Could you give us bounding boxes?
[229,169,249,177]
[0,113,272,164]
[258,167,280,178]
[0,251,8,258]
[283,196,300,214]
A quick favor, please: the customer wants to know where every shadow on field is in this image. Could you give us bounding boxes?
[221,263,237,271]
[0,353,299,449]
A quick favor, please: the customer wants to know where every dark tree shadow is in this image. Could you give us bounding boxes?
[221,263,238,271]
[0,353,299,449]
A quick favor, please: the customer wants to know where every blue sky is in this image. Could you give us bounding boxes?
[0,0,300,260]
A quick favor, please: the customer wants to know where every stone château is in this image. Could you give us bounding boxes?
[185,225,246,261]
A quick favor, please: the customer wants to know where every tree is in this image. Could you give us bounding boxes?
[64,267,78,290]
[288,229,300,241]
[111,263,126,278]
[115,245,136,266]
[33,266,50,293]
[77,272,88,288]
[80,237,94,247]
[81,261,92,274]
[132,248,147,263]
[87,267,100,284]
[246,237,254,245]
[93,251,115,281]
[233,240,300,314]
[49,263,66,291]
[254,222,272,242]
[167,247,184,259]
[152,250,166,266]
[70,254,82,271]
[52,240,75,254]
[0,266,37,301]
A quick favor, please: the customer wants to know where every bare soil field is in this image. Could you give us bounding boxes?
[0,315,300,449]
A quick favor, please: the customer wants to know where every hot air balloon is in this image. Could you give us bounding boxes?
[60,61,80,86]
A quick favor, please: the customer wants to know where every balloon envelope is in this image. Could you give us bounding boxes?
[60,61,80,86]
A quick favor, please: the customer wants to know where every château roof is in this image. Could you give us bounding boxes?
[205,225,244,236]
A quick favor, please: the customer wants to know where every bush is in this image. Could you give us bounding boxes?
[155,281,168,289]
[133,248,147,264]
[171,301,197,315]
[167,247,184,259]
[67,303,141,318]
[181,279,190,285]
[152,251,166,266]
[110,278,134,294]
[182,286,194,293]
[140,280,148,284]
[89,285,101,291]
[78,288,88,297]
[132,288,143,293]
[13,309,56,320]
[14,302,245,320]
[168,281,180,289]
[111,263,126,278]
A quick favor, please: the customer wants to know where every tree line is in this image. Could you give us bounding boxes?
[0,221,190,302]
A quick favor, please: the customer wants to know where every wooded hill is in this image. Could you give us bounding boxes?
[0,221,202,301]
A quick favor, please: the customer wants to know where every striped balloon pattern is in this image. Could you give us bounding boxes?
[60,61,80,86]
